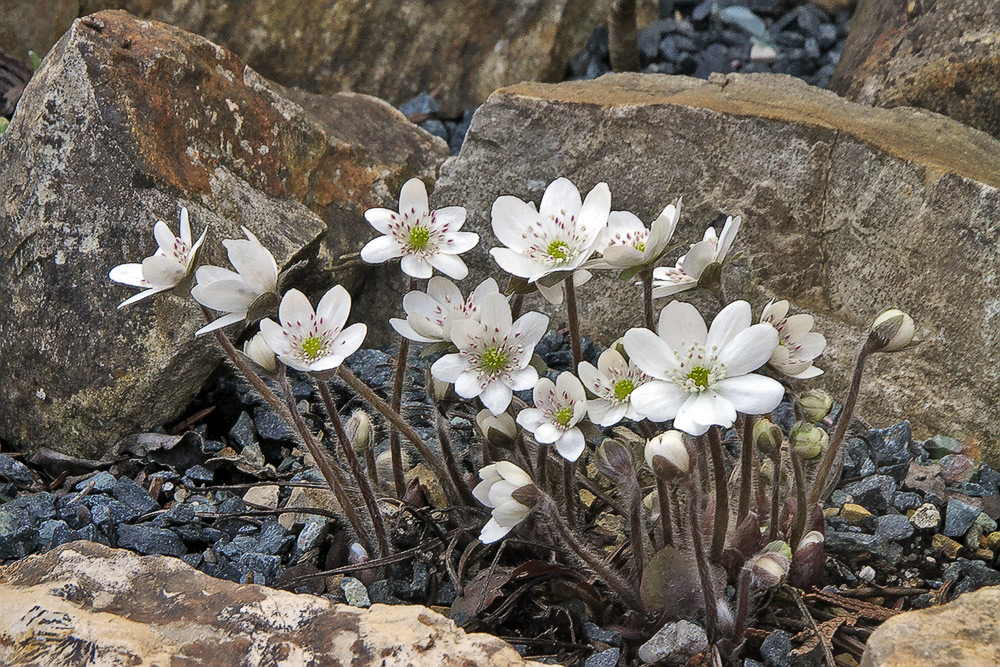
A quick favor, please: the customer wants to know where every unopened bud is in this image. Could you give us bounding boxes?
[242,332,277,373]
[789,422,828,460]
[753,418,782,455]
[645,431,690,482]
[869,308,915,353]
[348,542,369,564]
[800,390,834,423]
[789,530,825,588]
[798,530,824,548]
[763,540,793,560]
[759,458,775,485]
[595,439,636,483]
[751,552,790,589]
[475,409,517,449]
[346,411,374,452]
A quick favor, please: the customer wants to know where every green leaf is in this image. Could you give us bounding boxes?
[28,50,42,72]
[0,118,8,135]
[617,265,643,281]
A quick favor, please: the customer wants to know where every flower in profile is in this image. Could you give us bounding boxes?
[430,293,549,415]
[644,430,690,479]
[869,308,916,353]
[577,348,652,426]
[191,227,279,336]
[651,215,741,298]
[489,177,611,302]
[242,332,277,373]
[109,208,207,308]
[760,300,826,379]
[591,200,681,274]
[624,300,783,436]
[516,372,588,462]
[473,462,536,543]
[476,409,517,449]
[259,286,367,372]
[390,277,500,344]
[360,178,478,279]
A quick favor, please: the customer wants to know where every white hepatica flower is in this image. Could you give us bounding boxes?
[390,277,500,344]
[651,215,741,298]
[259,286,367,372]
[473,461,535,544]
[490,177,611,303]
[360,178,479,279]
[242,332,277,373]
[431,293,549,415]
[109,208,207,308]
[592,201,681,272]
[191,227,279,336]
[624,300,783,436]
[516,372,588,462]
[760,300,826,379]
[578,348,653,427]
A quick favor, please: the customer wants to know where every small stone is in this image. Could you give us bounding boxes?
[253,408,296,441]
[944,498,980,537]
[8,491,57,521]
[760,629,792,667]
[975,465,1000,495]
[368,580,405,605]
[294,520,328,560]
[75,471,116,493]
[749,43,778,64]
[584,648,620,667]
[237,552,282,584]
[973,548,995,561]
[228,412,257,450]
[826,532,899,563]
[943,558,1000,595]
[185,465,214,484]
[584,622,622,647]
[637,619,708,665]
[419,119,448,142]
[255,519,291,556]
[924,434,966,459]
[875,514,914,541]
[893,491,923,512]
[904,461,948,497]
[939,454,976,485]
[841,503,872,523]
[931,533,963,559]
[341,577,371,607]
[398,92,439,117]
[113,477,159,514]
[117,524,186,556]
[987,531,1000,551]
[910,503,941,531]
[0,454,33,486]
[975,512,998,535]
[867,422,913,467]
[859,565,876,582]
[719,6,766,37]
[242,484,280,509]
[841,475,896,513]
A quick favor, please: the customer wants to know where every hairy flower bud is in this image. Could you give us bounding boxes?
[869,308,916,353]
[753,418,783,455]
[789,530,825,588]
[645,431,690,482]
[346,410,374,453]
[763,540,793,560]
[789,422,828,460]
[595,439,636,483]
[800,389,834,423]
[475,409,517,449]
[750,551,790,589]
[348,542,369,564]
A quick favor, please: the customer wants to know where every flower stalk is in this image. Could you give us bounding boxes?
[641,268,655,331]
[706,426,729,563]
[564,275,583,368]
[434,406,478,506]
[656,477,673,548]
[389,315,413,498]
[737,415,755,526]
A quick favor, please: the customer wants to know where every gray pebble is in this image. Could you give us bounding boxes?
[638,619,708,665]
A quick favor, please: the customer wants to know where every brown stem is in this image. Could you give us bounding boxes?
[656,477,673,548]
[316,381,390,559]
[388,335,410,498]
[608,0,640,72]
[809,342,872,505]
[364,449,379,489]
[687,480,719,641]
[641,268,655,331]
[564,276,583,368]
[563,459,578,529]
[737,415,755,526]
[434,408,478,506]
[789,449,808,552]
[513,430,532,474]
[510,293,525,321]
[706,426,729,563]
[627,482,646,582]
[535,442,548,492]
[768,448,783,543]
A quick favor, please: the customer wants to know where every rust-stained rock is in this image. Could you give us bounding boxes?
[404,72,1000,462]
[861,585,1000,667]
[0,541,545,667]
[830,0,1000,140]
[0,10,446,459]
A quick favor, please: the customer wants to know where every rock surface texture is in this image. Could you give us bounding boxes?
[829,0,1000,140]
[0,10,445,458]
[861,585,1000,666]
[414,72,1000,460]
[0,541,543,667]
[77,0,611,117]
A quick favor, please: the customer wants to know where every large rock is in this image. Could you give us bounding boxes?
[0,541,544,666]
[396,72,1000,460]
[829,0,1000,140]
[861,585,1000,666]
[75,0,611,117]
[0,10,446,458]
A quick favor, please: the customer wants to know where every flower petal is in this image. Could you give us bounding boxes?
[400,254,433,279]
[224,232,278,294]
[491,196,538,252]
[510,311,549,351]
[191,278,257,313]
[673,391,736,435]
[539,177,583,219]
[576,182,612,246]
[629,381,688,422]
[717,323,779,376]
[480,381,513,415]
[278,289,315,327]
[657,300,707,351]
[153,220,175,253]
[479,518,511,544]
[623,328,678,380]
[109,263,147,287]
[714,374,785,415]
[316,285,351,332]
[554,428,586,462]
[490,247,538,279]
[706,300,752,352]
[399,178,429,217]
[431,353,468,383]
[428,253,469,279]
[478,292,513,336]
[360,235,403,264]
[363,207,397,234]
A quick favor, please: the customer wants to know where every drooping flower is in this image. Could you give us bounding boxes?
[259,286,367,373]
[489,177,610,303]
[109,208,207,308]
[360,178,478,279]
[869,308,916,353]
[191,227,279,336]
[476,409,518,449]
[577,348,652,427]
[644,430,690,477]
[473,461,536,543]
[651,215,741,298]
[591,200,681,273]
[760,300,826,379]
[430,293,549,415]
[242,332,277,373]
[390,277,500,344]
[624,300,783,436]
[516,372,588,462]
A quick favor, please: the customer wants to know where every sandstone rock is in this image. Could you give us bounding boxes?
[0,10,446,458]
[408,72,1000,461]
[0,541,544,666]
[78,0,612,117]
[861,585,1000,667]
[830,0,1000,140]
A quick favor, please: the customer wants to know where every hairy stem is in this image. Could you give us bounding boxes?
[789,449,808,552]
[535,442,548,492]
[563,460,578,529]
[737,415,755,526]
[707,426,729,563]
[434,407,478,506]
[388,334,410,498]
[564,276,583,368]
[688,480,719,641]
[510,293,525,321]
[608,0,640,72]
[768,448,783,543]
[656,477,673,548]
[642,268,655,331]
[364,449,379,490]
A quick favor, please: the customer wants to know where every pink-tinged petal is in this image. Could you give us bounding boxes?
[706,300,752,352]
[577,361,605,395]
[554,428,586,462]
[117,286,168,309]
[316,285,351,332]
[191,278,256,313]
[141,255,185,288]
[450,318,487,352]
[480,381,513,415]
[491,196,538,252]
[428,253,468,279]
[531,377,556,405]
[455,371,486,398]
[680,240,715,278]
[605,210,645,238]
[673,391,737,435]
[434,206,468,231]
[714,374,785,415]
[539,177,583,219]
[629,381,688,422]
[516,408,547,432]
[576,182,612,246]
[557,371,586,404]
[390,318,438,343]
[478,292,513,336]
[657,301,707,351]
[400,254,433,279]
[715,215,741,261]
[769,344,791,367]
[796,331,827,359]
[507,366,538,391]
[399,178,429,217]
[363,207,396,234]
[403,290,445,318]
[153,220,175,252]
[278,289,315,327]
[717,323,778,376]
[360,235,403,264]
[510,311,549,351]
[622,328,678,381]
[783,313,815,338]
[490,247,538,279]
[479,518,512,544]
[440,231,479,255]
[534,422,562,444]
[330,323,366,360]
[760,300,789,324]
[224,232,278,294]
[109,263,147,287]
[431,354,468,383]
[258,318,289,354]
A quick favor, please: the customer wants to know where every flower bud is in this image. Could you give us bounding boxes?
[759,458,775,485]
[645,431,690,482]
[242,332,277,373]
[750,551,790,589]
[348,542,369,564]
[475,409,517,449]
[753,418,782,455]
[800,389,834,423]
[869,308,915,353]
[346,410,374,453]
[789,422,828,460]
[763,540,793,560]
[595,439,636,483]
[789,530,825,588]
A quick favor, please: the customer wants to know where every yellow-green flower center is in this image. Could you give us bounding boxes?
[482,346,508,374]
[407,225,431,251]
[634,241,646,253]
[301,336,325,360]
[555,406,574,426]
[613,378,635,401]
[546,240,570,261]
[686,366,711,389]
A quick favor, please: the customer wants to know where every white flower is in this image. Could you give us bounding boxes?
[870,308,916,352]
[489,177,610,302]
[390,277,500,344]
[760,300,826,379]
[577,348,652,426]
[109,208,207,308]
[430,293,549,415]
[191,227,279,336]
[624,300,783,436]
[259,286,367,373]
[591,200,680,272]
[360,178,478,279]
[651,215,741,298]
[476,409,517,446]
[242,332,277,373]
[644,430,690,475]
[473,461,535,543]
[516,372,588,462]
